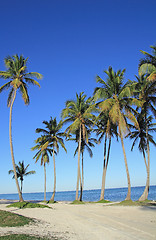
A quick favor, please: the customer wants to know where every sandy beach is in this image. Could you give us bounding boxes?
[0,200,156,240]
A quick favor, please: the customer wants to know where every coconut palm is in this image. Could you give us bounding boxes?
[61,92,96,200]
[126,114,156,200]
[8,161,36,195]
[0,54,42,202]
[69,128,97,201]
[94,66,140,200]
[128,74,156,200]
[35,117,67,202]
[32,135,52,201]
[94,112,118,200]
[139,45,156,81]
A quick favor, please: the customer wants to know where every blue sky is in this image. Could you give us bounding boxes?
[0,0,156,194]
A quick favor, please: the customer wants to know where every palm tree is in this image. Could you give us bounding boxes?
[94,112,118,201]
[61,92,96,200]
[35,117,67,202]
[128,74,156,200]
[8,161,36,195]
[139,44,156,81]
[69,128,97,201]
[31,135,52,201]
[126,114,156,200]
[0,55,42,202]
[94,66,140,200]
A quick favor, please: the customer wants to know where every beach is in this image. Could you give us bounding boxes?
[0,200,156,240]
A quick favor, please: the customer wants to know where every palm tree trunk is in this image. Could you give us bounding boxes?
[120,134,131,200]
[139,116,150,201]
[79,152,84,201]
[139,150,149,201]
[100,137,111,201]
[44,163,46,201]
[76,126,82,200]
[50,148,56,202]
[9,90,23,202]
[21,180,23,194]
[100,135,107,200]
[146,125,150,197]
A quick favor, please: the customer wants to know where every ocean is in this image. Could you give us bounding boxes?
[0,185,156,202]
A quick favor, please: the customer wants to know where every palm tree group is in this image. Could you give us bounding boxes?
[0,45,155,202]
[32,117,67,202]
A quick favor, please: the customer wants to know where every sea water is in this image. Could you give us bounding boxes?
[0,185,156,202]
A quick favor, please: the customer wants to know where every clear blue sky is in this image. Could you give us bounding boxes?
[0,0,156,194]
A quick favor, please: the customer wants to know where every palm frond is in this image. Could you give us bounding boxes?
[24,78,41,87]
[19,82,30,105]
[25,72,43,79]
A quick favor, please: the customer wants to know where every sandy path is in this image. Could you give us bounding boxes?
[0,202,156,240]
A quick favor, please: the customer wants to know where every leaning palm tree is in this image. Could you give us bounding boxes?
[35,117,67,202]
[8,161,36,195]
[31,135,52,201]
[61,92,96,200]
[126,114,156,201]
[139,44,156,81]
[94,112,118,201]
[94,66,140,200]
[0,55,42,202]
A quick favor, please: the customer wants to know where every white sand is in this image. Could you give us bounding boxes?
[0,201,156,240]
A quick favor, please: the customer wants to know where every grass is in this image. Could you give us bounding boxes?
[117,200,138,206]
[71,200,85,204]
[96,199,112,204]
[0,235,58,240]
[116,199,156,206]
[0,210,33,227]
[7,202,51,209]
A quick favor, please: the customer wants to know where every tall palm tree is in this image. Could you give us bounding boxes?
[94,66,140,200]
[69,128,97,201]
[61,92,96,200]
[31,135,52,201]
[139,44,156,81]
[8,161,36,195]
[0,55,42,202]
[126,114,156,200]
[36,117,67,202]
[94,112,118,201]
[128,75,156,200]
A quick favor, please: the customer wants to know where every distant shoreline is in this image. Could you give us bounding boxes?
[1,185,156,195]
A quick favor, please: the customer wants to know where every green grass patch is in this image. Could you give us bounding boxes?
[116,199,156,206]
[0,234,58,240]
[0,210,33,227]
[71,200,85,204]
[7,202,51,209]
[96,199,112,204]
[118,200,138,206]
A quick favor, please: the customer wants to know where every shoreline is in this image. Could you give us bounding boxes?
[1,184,156,195]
